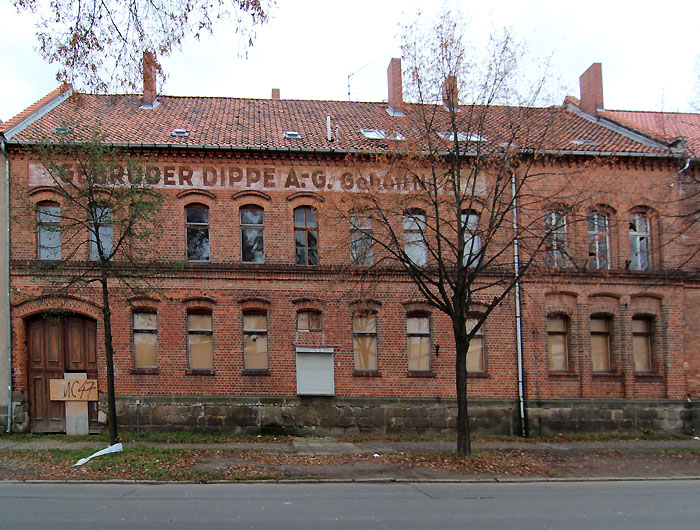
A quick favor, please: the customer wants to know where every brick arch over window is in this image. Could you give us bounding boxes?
[232,190,271,203]
[13,295,103,321]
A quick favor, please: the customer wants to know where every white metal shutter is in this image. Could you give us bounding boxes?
[296,348,334,395]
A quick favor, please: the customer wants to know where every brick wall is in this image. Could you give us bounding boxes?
[8,147,700,432]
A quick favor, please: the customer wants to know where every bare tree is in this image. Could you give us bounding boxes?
[12,0,271,93]
[325,9,583,455]
[19,125,167,444]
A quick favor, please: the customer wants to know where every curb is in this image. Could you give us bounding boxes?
[3,476,700,486]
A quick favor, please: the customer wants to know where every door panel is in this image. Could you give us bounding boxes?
[27,315,99,433]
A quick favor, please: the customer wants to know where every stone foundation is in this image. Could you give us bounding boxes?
[8,394,699,436]
[108,395,700,437]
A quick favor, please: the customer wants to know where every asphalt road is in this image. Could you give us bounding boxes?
[1,480,699,529]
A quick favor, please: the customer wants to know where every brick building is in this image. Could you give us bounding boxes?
[1,60,699,435]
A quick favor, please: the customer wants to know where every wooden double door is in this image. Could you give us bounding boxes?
[27,315,99,432]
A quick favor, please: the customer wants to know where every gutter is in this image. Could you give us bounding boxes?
[1,138,10,433]
[511,170,527,437]
[8,140,683,161]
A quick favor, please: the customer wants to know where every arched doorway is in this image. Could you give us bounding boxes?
[27,314,99,433]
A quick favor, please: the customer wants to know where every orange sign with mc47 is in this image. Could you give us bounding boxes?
[50,379,98,401]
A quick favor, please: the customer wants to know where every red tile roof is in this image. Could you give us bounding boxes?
[601,110,700,158]
[0,84,71,136]
[3,90,676,157]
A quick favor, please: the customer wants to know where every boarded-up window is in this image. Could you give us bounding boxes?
[133,312,157,368]
[298,311,322,332]
[244,313,268,369]
[466,318,485,372]
[188,312,213,370]
[591,317,611,372]
[353,314,378,371]
[407,315,430,371]
[632,317,653,372]
[547,315,569,371]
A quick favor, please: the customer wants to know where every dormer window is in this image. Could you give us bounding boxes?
[171,128,190,138]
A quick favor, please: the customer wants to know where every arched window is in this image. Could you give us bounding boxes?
[188,311,213,370]
[133,311,157,368]
[350,215,373,266]
[462,211,481,268]
[353,312,378,371]
[37,202,61,260]
[243,312,268,369]
[403,210,427,266]
[89,207,113,261]
[241,206,264,263]
[294,206,318,265]
[545,211,568,268]
[297,310,322,332]
[466,317,485,372]
[186,204,210,262]
[547,315,569,371]
[632,316,653,372]
[629,212,650,270]
[590,315,612,372]
[587,211,610,270]
[406,313,430,371]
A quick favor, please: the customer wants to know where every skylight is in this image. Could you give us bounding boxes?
[438,132,486,142]
[284,131,303,139]
[360,129,405,141]
[53,125,72,135]
[572,139,599,147]
[171,128,190,138]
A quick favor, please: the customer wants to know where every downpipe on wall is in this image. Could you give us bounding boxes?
[511,171,527,437]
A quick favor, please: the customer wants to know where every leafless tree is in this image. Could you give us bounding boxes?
[325,8,587,455]
[12,0,271,93]
[18,125,167,444]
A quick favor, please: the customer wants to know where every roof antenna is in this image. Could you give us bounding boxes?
[347,63,370,101]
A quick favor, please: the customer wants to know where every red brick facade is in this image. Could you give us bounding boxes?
[3,76,700,434]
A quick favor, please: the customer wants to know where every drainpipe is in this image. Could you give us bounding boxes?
[1,139,11,433]
[511,170,527,437]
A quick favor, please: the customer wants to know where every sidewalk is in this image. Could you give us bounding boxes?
[2,436,699,455]
[2,436,700,482]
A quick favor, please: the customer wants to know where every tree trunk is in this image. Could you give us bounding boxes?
[100,269,119,445]
[453,316,471,455]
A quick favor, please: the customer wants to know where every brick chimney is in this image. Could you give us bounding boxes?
[271,88,280,100]
[387,58,403,112]
[442,76,458,110]
[579,63,604,117]
[142,51,157,107]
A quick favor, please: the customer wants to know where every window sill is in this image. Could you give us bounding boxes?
[353,370,382,377]
[242,369,270,376]
[186,369,215,376]
[635,372,663,381]
[407,371,435,378]
[130,368,159,375]
[549,371,579,378]
[592,372,622,380]
[467,371,489,378]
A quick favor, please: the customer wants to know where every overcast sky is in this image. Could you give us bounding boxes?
[1,0,699,122]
